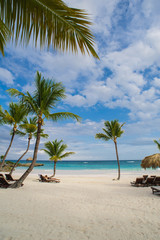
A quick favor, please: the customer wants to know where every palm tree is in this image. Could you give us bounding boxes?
[9,116,48,175]
[0,0,99,58]
[153,139,160,151]
[0,103,27,170]
[42,139,75,177]
[7,71,81,188]
[95,120,125,180]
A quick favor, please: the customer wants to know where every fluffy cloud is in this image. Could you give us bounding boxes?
[0,68,14,85]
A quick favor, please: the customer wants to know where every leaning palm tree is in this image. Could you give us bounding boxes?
[7,71,81,188]
[0,0,99,58]
[42,139,75,177]
[9,116,48,175]
[95,120,125,180]
[0,102,27,170]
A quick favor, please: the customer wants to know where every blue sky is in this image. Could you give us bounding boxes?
[1,0,160,160]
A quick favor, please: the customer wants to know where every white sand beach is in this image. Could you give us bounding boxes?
[0,170,160,240]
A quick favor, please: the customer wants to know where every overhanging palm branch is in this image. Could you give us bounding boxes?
[0,0,99,58]
[0,18,10,56]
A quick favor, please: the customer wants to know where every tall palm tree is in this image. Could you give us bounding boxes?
[95,120,125,180]
[7,71,81,188]
[0,103,27,170]
[153,139,160,151]
[0,0,99,58]
[9,116,48,175]
[42,139,75,177]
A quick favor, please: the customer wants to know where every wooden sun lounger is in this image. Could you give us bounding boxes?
[5,173,18,181]
[153,176,160,186]
[143,177,155,187]
[0,176,13,188]
[151,186,160,194]
[130,178,144,187]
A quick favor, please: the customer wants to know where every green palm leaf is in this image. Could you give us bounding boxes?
[42,139,75,160]
[0,18,10,56]
[95,120,125,180]
[154,139,160,151]
[0,0,99,58]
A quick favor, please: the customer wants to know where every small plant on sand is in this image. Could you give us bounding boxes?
[95,120,125,180]
[42,139,75,177]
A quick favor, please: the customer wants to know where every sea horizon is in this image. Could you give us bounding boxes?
[7,159,146,171]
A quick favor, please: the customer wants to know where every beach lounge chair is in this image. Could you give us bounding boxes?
[0,176,12,188]
[5,173,18,181]
[39,174,60,183]
[130,178,144,187]
[143,177,155,187]
[151,186,160,194]
[143,175,148,180]
[153,176,160,186]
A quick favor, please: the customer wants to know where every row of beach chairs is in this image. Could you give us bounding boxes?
[131,175,160,187]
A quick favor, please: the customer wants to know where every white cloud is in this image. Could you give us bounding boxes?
[0,68,14,85]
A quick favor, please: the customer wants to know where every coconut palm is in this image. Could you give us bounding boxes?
[7,71,81,188]
[0,0,98,58]
[95,120,125,180]
[9,116,48,175]
[0,103,27,170]
[42,139,75,177]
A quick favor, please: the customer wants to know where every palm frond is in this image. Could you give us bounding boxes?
[48,112,81,122]
[42,139,74,160]
[154,139,160,151]
[95,120,125,142]
[0,18,10,56]
[0,0,99,58]
[95,133,110,141]
[14,129,26,136]
[60,152,75,159]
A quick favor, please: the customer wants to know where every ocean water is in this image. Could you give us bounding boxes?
[9,160,143,171]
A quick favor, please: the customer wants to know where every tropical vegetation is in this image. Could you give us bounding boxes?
[0,102,27,170]
[0,0,99,58]
[9,117,48,175]
[5,71,80,188]
[95,120,125,180]
[42,139,75,177]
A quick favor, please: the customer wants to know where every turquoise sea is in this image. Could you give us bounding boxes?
[9,160,143,171]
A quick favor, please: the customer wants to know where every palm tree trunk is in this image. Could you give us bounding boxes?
[9,137,31,175]
[114,140,120,180]
[50,161,57,177]
[53,161,56,177]
[0,129,15,170]
[9,120,42,188]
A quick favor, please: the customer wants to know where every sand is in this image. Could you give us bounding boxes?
[0,170,160,240]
